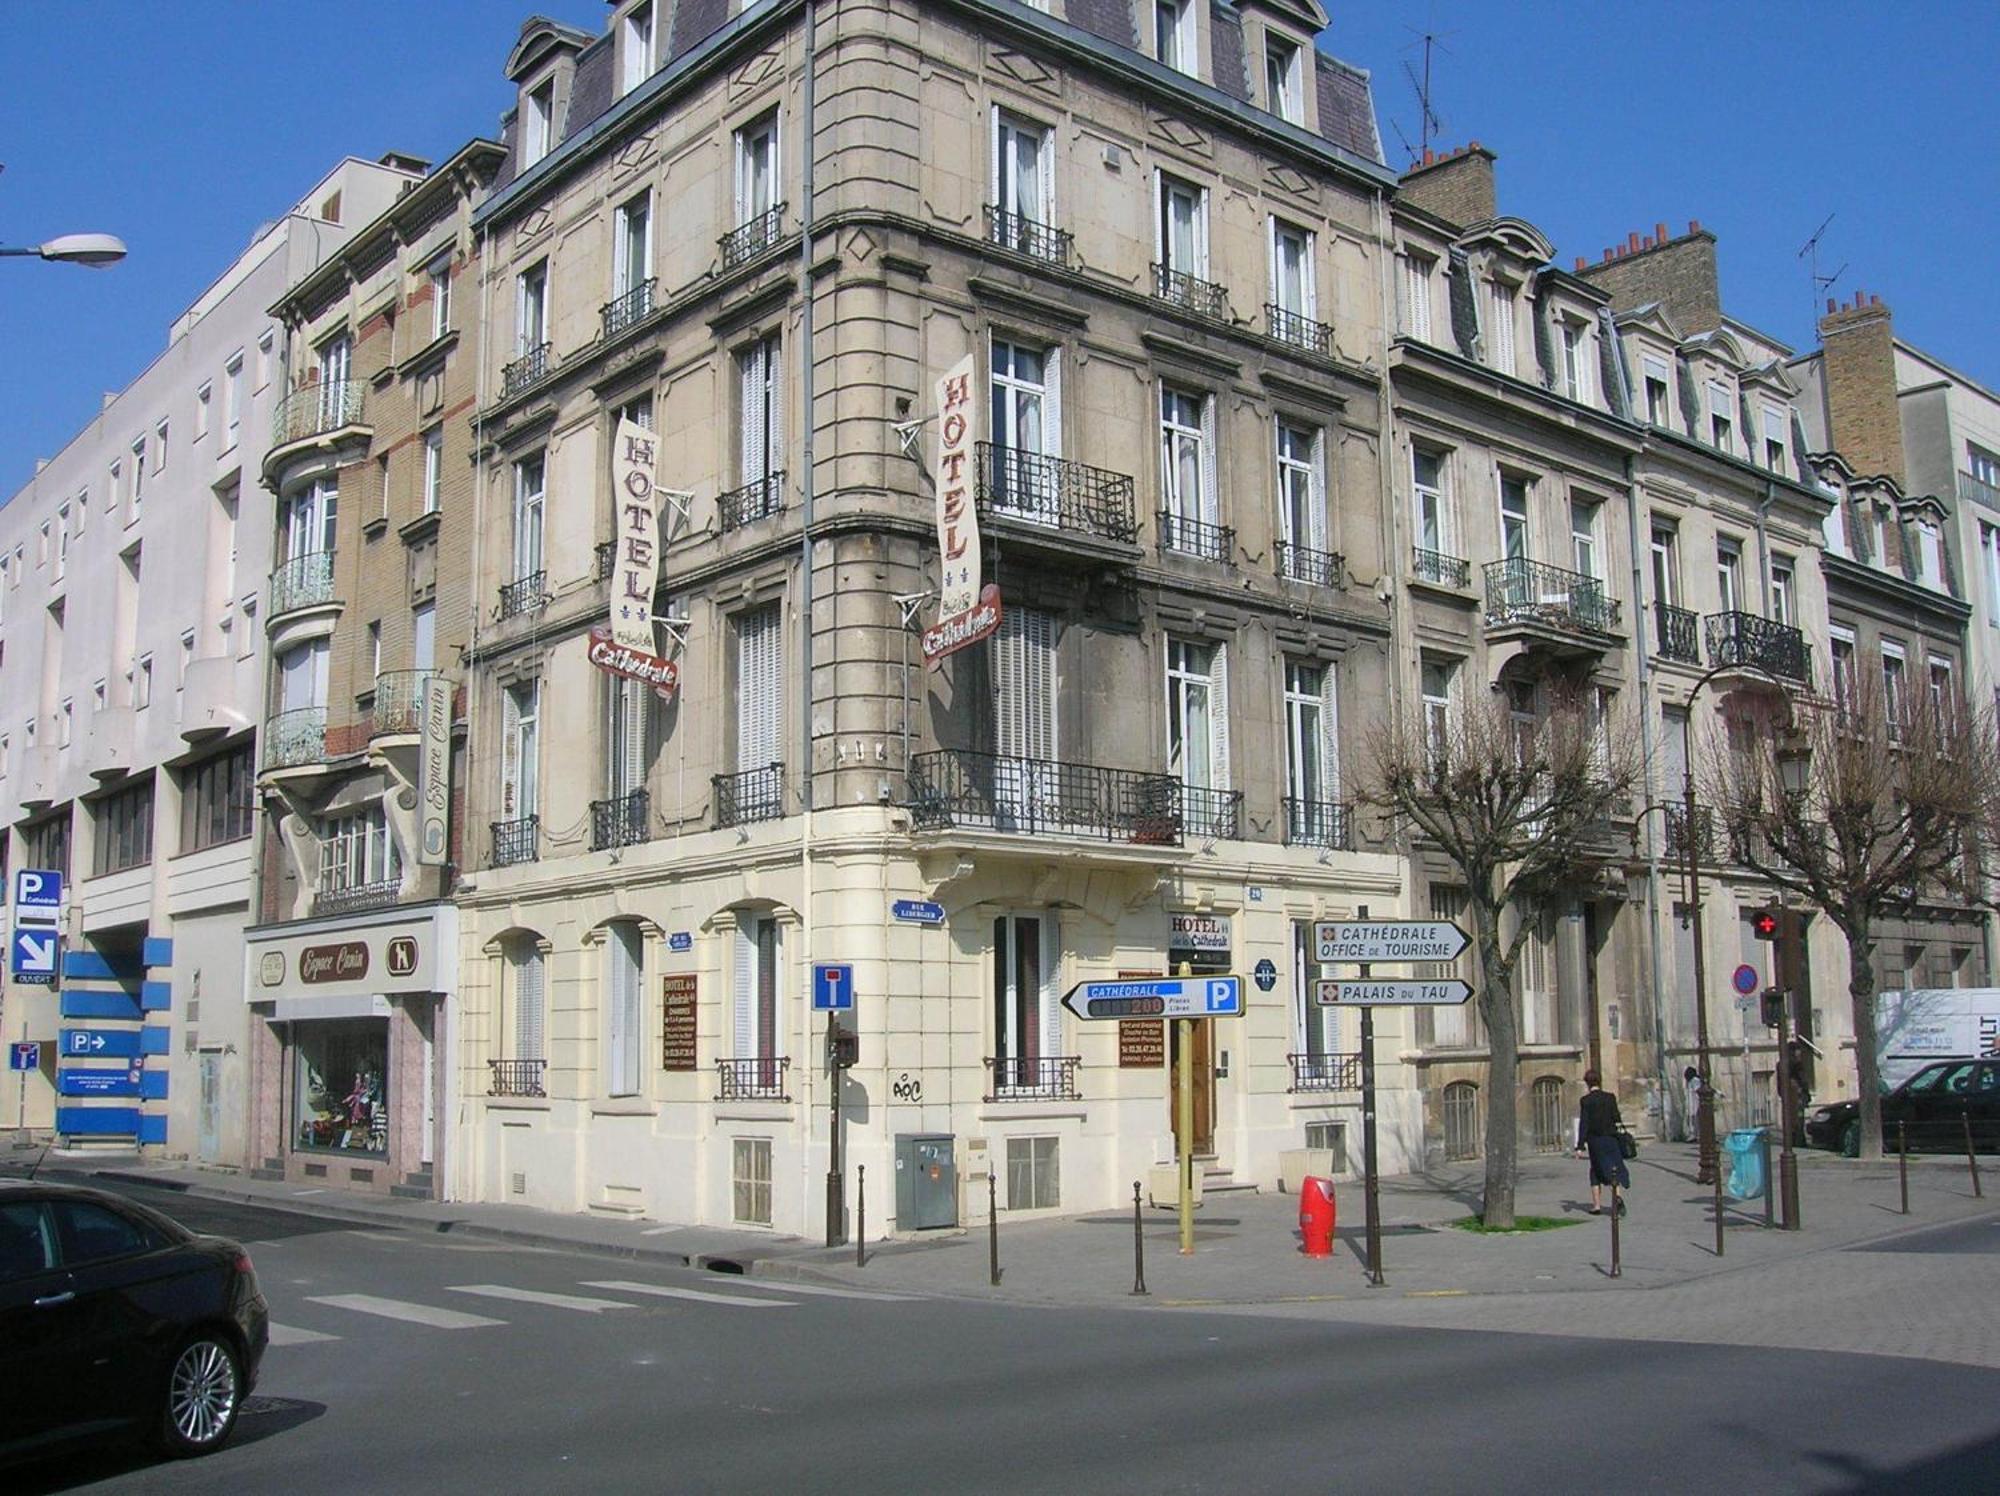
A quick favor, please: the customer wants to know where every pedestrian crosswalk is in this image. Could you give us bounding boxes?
[270,1272,915,1344]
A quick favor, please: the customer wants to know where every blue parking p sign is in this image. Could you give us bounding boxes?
[811,963,855,1011]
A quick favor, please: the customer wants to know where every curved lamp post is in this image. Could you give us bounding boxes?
[0,233,127,268]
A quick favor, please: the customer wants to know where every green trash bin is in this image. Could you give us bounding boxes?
[1724,1128,1767,1200]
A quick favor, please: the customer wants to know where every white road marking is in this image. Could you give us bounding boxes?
[267,1323,340,1346]
[721,1279,918,1303]
[581,1279,796,1308]
[449,1284,636,1314]
[307,1294,505,1330]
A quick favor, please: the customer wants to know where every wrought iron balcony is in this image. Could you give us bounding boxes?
[1483,557,1620,635]
[1289,1051,1362,1093]
[269,550,336,616]
[1277,540,1344,588]
[1180,784,1242,841]
[1266,303,1333,356]
[497,570,546,621]
[490,814,539,867]
[591,788,651,851]
[595,540,617,580]
[1284,797,1353,850]
[501,341,552,397]
[1151,262,1229,321]
[984,205,1072,268]
[985,1055,1081,1102]
[1158,510,1234,565]
[1663,804,1714,863]
[1412,547,1470,589]
[315,879,401,917]
[715,763,784,828]
[601,278,656,340]
[370,670,436,737]
[262,706,326,771]
[271,380,367,448]
[720,202,786,269]
[716,1056,790,1102]
[908,749,1183,846]
[719,471,785,531]
[1705,611,1811,685]
[975,442,1138,544]
[488,1059,546,1098]
[1960,469,2000,512]
[1654,602,1700,664]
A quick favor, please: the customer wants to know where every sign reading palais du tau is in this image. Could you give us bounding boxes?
[921,354,1002,665]
[591,415,680,702]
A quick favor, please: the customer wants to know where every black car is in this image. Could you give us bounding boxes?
[1805,1057,2000,1155]
[0,1180,268,1463]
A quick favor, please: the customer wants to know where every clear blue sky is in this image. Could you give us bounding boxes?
[4,2,1995,493]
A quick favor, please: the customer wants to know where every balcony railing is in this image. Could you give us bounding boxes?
[591,789,651,851]
[315,879,402,917]
[1654,602,1700,664]
[1705,611,1811,685]
[370,670,436,737]
[262,706,326,771]
[1266,303,1333,356]
[716,1056,790,1102]
[502,342,552,397]
[1412,547,1470,589]
[1151,262,1229,321]
[1284,797,1354,850]
[595,540,617,580]
[497,570,546,620]
[490,814,540,867]
[1483,557,1621,635]
[715,763,784,828]
[720,202,787,269]
[488,1059,547,1099]
[985,1055,1081,1102]
[908,749,1182,846]
[271,380,367,448]
[1158,510,1234,565]
[1180,784,1242,841]
[1289,1051,1362,1093]
[1960,469,2000,512]
[270,550,336,616]
[975,442,1138,544]
[719,472,786,531]
[601,278,656,340]
[1277,540,1344,588]
[984,205,1072,268]
[1663,804,1714,863]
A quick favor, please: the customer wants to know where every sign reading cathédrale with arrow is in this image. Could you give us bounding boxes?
[1313,920,1469,964]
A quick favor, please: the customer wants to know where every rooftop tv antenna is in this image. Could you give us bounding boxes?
[1798,213,1847,323]
[1399,26,1451,165]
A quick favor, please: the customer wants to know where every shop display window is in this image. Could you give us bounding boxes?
[295,1020,389,1156]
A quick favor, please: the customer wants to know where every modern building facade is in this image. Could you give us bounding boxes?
[0,156,424,1160]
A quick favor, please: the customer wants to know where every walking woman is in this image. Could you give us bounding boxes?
[1574,1070,1630,1215]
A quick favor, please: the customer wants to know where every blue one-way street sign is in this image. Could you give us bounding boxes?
[1061,975,1244,1021]
[811,963,855,1011]
[11,927,59,984]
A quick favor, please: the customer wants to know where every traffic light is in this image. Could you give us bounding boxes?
[1752,906,1781,942]
[828,1025,859,1070]
[1760,986,1785,1029]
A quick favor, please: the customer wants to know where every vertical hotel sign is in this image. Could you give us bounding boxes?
[922,354,1001,664]
[416,676,451,865]
[610,416,662,652]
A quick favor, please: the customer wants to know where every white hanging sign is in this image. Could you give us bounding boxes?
[926,354,999,665]
[610,416,662,651]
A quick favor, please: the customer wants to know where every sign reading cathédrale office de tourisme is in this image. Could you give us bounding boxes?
[1313,920,1469,964]
[1315,979,1474,1007]
[922,353,1001,665]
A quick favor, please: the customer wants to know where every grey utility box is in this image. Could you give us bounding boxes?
[894,1133,958,1230]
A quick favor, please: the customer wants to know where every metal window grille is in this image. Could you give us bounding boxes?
[490,815,540,867]
[731,1136,774,1224]
[714,764,784,828]
[1530,1077,1567,1152]
[501,342,552,396]
[1265,303,1333,356]
[1411,547,1471,589]
[600,278,656,340]
[590,789,651,851]
[720,203,787,269]
[1442,1082,1481,1161]
[1158,510,1235,565]
[909,750,1181,845]
[487,1059,546,1098]
[1151,262,1229,321]
[1288,1052,1361,1093]
[976,443,1138,543]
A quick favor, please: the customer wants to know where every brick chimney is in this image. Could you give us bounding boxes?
[1396,142,1497,229]
[1816,292,1904,487]
[1574,220,1720,334]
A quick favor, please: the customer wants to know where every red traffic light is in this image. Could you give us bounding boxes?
[1752,909,1780,941]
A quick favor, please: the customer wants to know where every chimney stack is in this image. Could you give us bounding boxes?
[1575,220,1722,333]
[1396,142,1499,229]
[1817,290,1904,487]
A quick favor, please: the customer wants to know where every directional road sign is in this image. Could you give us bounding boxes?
[1061,975,1243,1021]
[9,1043,38,1072]
[811,963,855,1012]
[1314,979,1474,1007]
[11,927,59,984]
[1314,920,1468,965]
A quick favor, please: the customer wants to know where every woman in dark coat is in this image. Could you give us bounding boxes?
[1574,1069,1629,1215]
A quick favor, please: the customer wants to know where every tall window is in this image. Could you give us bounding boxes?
[1400,253,1433,342]
[1292,920,1342,1059]
[195,382,212,440]
[1499,473,1531,560]
[1707,381,1734,452]
[733,913,783,1067]
[1276,421,1324,556]
[1771,556,1795,626]
[502,680,540,820]
[54,505,69,582]
[614,190,652,297]
[621,0,655,95]
[995,606,1057,765]
[278,639,329,713]
[1570,497,1599,579]
[604,676,651,799]
[1158,386,1215,531]
[1165,637,1227,793]
[993,111,1052,230]
[1762,406,1788,472]
[153,420,169,473]
[223,354,243,445]
[1155,0,1196,73]
[1156,174,1207,280]
[429,255,452,339]
[1559,322,1590,403]
[283,478,338,560]
[1643,356,1671,424]
[1650,522,1680,606]
[1264,35,1302,121]
[1270,219,1315,322]
[993,912,1055,1073]
[1421,657,1457,771]
[735,603,782,772]
[1928,656,1953,719]
[516,262,548,353]
[1284,659,1338,810]
[737,333,783,485]
[735,111,780,226]
[511,940,546,1064]
[180,743,254,853]
[1881,642,1907,729]
[422,427,443,515]
[130,436,147,520]
[1716,537,1743,613]
[513,454,546,581]
[1829,629,1856,712]
[1488,282,1516,375]
[317,804,400,896]
[522,79,555,167]
[92,777,154,876]
[991,339,1053,457]
[1413,448,1448,555]
[605,922,643,1097]
[1982,522,2000,627]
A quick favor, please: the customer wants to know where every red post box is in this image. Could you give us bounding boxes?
[1299,1175,1336,1257]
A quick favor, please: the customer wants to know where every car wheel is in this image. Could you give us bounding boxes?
[1840,1119,1861,1159]
[159,1333,242,1457]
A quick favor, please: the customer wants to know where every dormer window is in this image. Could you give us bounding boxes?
[621,2,656,96]
[1707,381,1734,453]
[1488,282,1517,376]
[1156,0,1197,76]
[1761,405,1788,473]
[523,79,555,167]
[1643,356,1671,425]
[1559,321,1591,404]
[1265,35,1303,123]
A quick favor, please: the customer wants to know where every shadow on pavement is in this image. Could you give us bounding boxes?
[8,1398,327,1493]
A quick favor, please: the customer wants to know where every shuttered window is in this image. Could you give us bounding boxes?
[733,914,783,1061]
[514,943,545,1062]
[1400,254,1433,342]
[994,607,1056,760]
[737,334,782,485]
[735,603,782,770]
[606,676,650,797]
[606,923,643,1096]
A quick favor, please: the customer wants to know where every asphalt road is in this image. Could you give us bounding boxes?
[16,1179,2000,1494]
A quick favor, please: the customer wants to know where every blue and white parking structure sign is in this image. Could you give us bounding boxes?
[1253,957,1279,992]
[8,1042,38,1072]
[1061,975,1244,1021]
[62,1028,143,1059]
[891,899,945,925]
[13,868,62,919]
[811,963,855,1011]
[11,927,59,984]
[1731,963,1759,997]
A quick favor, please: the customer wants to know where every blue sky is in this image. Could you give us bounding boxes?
[3,2,1995,492]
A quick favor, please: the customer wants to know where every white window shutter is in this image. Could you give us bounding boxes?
[1199,395,1219,528]
[1209,643,1231,792]
[989,107,1001,209]
[766,335,785,478]
[501,687,521,816]
[516,947,545,1061]
[1042,347,1063,460]
[733,923,754,1058]
[1320,661,1341,800]
[1037,915,1061,1060]
[1303,232,1318,322]
[738,344,764,484]
[1309,428,1329,553]
[1266,216,1278,304]
[737,605,780,767]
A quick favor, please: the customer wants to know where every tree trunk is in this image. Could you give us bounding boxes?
[1474,901,1520,1228]
[1848,934,1884,1161]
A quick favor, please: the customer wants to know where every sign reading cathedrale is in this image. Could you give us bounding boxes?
[610,415,663,652]
[922,354,1001,666]
[417,675,451,866]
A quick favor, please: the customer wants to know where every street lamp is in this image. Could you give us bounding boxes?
[0,233,127,268]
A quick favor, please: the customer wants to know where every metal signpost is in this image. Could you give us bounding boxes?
[1062,971,1245,1255]
[812,964,856,1248]
[1312,910,1471,1286]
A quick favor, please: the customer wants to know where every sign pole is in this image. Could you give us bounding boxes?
[1357,904,1384,1287]
[826,1008,844,1249]
[1176,961,1195,1256]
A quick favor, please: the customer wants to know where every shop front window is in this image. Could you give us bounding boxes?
[295,1020,389,1156]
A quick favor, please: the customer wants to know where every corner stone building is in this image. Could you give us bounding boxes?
[453,0,1424,1234]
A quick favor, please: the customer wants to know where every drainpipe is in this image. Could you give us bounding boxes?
[1370,189,1410,1070]
[1755,478,1776,617]
[797,0,822,1241]
[1625,448,1672,1133]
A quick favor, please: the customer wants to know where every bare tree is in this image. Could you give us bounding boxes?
[1712,676,2000,1160]
[1359,684,1640,1227]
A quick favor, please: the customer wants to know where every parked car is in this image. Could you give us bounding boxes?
[1805,1057,2000,1156]
[0,1180,268,1464]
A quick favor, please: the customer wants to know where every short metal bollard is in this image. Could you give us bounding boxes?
[988,1171,1001,1287]
[1608,1183,1622,1279]
[1964,1110,1983,1199]
[856,1164,866,1268]
[1131,1181,1148,1296]
[1899,1120,1911,1215]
